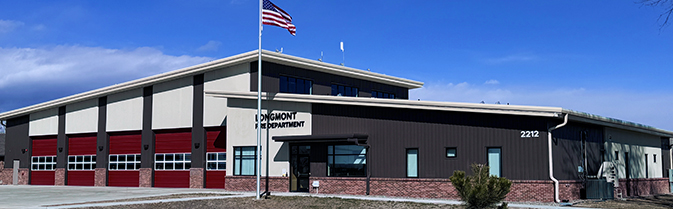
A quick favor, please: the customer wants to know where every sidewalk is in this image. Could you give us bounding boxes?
[0,185,591,209]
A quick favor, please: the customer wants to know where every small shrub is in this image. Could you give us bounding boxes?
[449,164,511,209]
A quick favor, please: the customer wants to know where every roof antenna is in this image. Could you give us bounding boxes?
[480,101,485,104]
[319,51,323,62]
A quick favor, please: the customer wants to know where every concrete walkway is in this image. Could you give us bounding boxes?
[0,185,593,209]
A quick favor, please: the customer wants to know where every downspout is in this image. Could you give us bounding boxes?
[548,113,568,203]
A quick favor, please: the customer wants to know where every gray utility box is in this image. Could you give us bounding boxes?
[586,179,614,200]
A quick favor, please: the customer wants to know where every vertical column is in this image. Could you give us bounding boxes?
[190,74,205,188]
[95,97,108,186]
[140,86,154,187]
[55,106,67,185]
[4,116,30,185]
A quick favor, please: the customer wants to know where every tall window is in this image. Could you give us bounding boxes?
[487,148,502,177]
[331,84,358,97]
[327,145,366,177]
[371,90,395,99]
[234,147,256,176]
[406,148,419,178]
[207,152,226,170]
[280,76,312,94]
[68,155,96,170]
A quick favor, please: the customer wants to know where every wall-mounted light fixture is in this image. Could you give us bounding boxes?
[21,148,27,154]
[58,147,63,153]
[194,143,200,149]
[98,146,104,151]
[143,144,149,150]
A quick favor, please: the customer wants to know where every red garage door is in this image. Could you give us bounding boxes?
[67,134,97,186]
[31,137,57,185]
[108,133,142,187]
[154,130,191,188]
[206,127,226,189]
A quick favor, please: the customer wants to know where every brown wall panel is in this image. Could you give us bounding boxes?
[312,103,553,180]
[551,123,604,180]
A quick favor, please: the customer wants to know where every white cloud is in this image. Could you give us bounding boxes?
[0,45,213,111]
[484,79,499,85]
[410,81,673,131]
[0,20,25,33]
[196,40,222,52]
[485,54,537,64]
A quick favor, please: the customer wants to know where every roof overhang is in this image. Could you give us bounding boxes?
[0,50,422,120]
[205,91,565,118]
[273,133,368,144]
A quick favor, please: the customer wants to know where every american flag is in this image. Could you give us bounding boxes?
[262,0,296,36]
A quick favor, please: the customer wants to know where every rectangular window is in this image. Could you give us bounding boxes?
[407,148,418,178]
[487,148,502,177]
[154,153,191,170]
[68,155,96,170]
[331,84,359,97]
[234,147,256,176]
[327,145,366,177]
[371,90,395,99]
[279,75,312,95]
[31,156,57,171]
[109,154,141,170]
[446,147,457,158]
[207,152,227,170]
[615,151,619,161]
[654,154,657,163]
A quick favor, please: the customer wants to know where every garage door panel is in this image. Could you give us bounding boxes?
[108,171,140,187]
[30,171,55,185]
[206,171,226,188]
[154,171,189,188]
[110,134,142,155]
[155,131,191,153]
[69,135,97,155]
[32,138,57,156]
[67,171,95,186]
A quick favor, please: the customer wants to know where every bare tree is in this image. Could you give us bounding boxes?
[641,0,673,28]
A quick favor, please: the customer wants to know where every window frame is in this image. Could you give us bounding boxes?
[445,147,457,158]
[31,156,57,171]
[487,147,502,177]
[109,154,141,170]
[233,146,256,176]
[279,75,313,95]
[67,155,96,171]
[331,84,359,97]
[206,152,227,171]
[371,90,395,99]
[154,153,191,171]
[406,148,419,178]
[327,145,367,177]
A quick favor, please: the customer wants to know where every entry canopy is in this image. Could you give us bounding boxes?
[272,133,368,144]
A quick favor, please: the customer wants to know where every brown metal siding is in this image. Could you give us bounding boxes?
[550,123,604,180]
[5,116,30,168]
[311,103,552,180]
[250,61,409,99]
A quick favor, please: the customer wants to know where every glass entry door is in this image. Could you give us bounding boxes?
[290,145,310,192]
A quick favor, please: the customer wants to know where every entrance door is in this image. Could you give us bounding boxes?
[290,145,310,192]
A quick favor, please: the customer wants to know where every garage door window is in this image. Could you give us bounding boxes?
[68,155,96,170]
[109,154,141,170]
[207,152,226,170]
[31,156,57,170]
[155,153,191,170]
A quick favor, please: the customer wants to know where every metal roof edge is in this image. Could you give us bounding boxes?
[564,109,673,137]
[205,91,563,118]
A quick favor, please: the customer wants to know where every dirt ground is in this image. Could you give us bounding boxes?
[573,194,673,209]
[84,196,460,209]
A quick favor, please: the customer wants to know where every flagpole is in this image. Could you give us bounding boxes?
[256,0,263,200]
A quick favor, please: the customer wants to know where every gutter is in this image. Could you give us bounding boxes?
[548,113,568,203]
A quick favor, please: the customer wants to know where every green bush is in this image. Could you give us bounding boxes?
[449,164,511,209]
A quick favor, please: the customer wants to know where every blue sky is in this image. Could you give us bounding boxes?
[1,0,672,131]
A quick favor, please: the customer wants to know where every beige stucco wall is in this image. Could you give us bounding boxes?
[29,108,59,136]
[107,88,143,132]
[226,98,311,177]
[65,99,98,134]
[152,77,194,130]
[605,127,663,178]
[203,63,250,127]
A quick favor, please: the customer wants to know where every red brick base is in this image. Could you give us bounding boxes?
[615,178,669,198]
[139,168,152,187]
[189,168,204,188]
[55,168,65,186]
[95,168,106,186]
[225,176,288,192]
